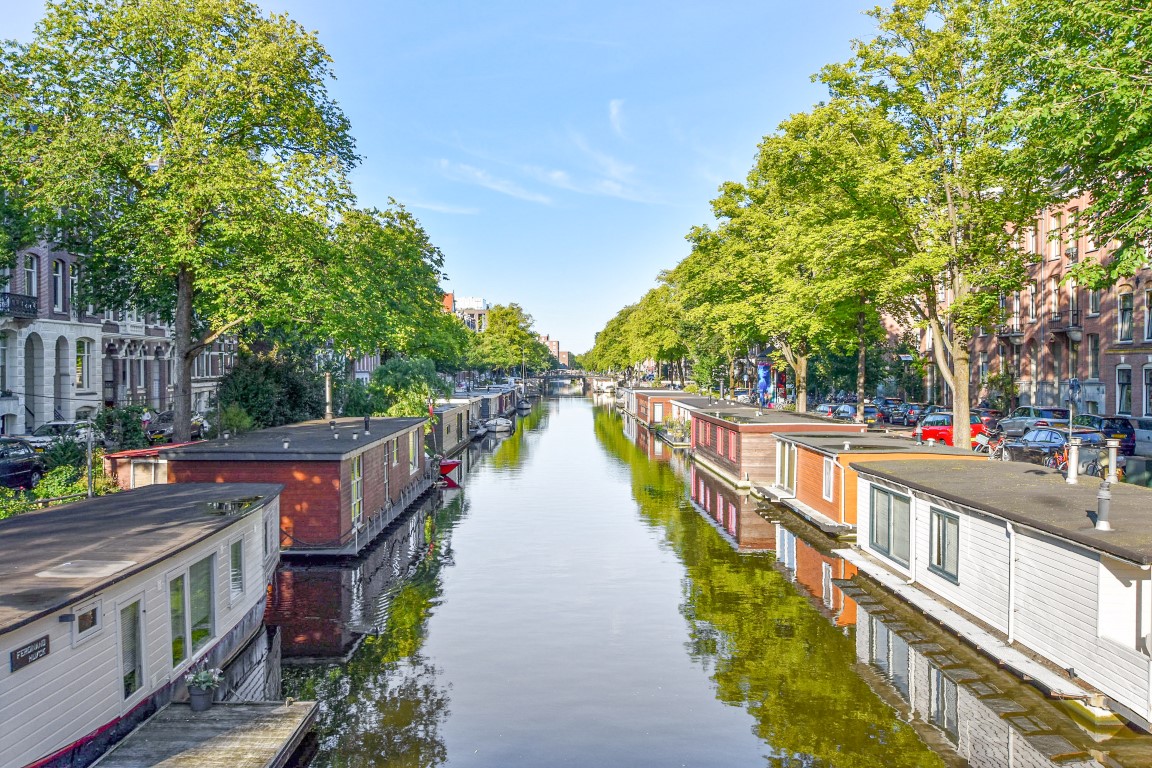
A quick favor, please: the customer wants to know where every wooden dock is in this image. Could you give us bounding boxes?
[93,701,317,768]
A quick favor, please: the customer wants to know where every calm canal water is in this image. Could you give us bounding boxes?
[272,396,1151,768]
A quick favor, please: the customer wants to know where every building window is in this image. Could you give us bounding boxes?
[1087,334,1100,379]
[1145,367,1152,418]
[822,457,834,501]
[869,485,911,566]
[1146,290,1152,341]
[120,599,143,699]
[351,454,364,527]
[169,555,215,668]
[73,598,102,646]
[229,538,245,600]
[1089,289,1101,316]
[1049,276,1060,317]
[69,264,79,313]
[1118,367,1133,415]
[929,508,959,582]
[1070,342,1079,379]
[75,339,91,390]
[52,260,63,311]
[23,254,38,297]
[1119,293,1135,341]
[778,442,797,493]
[1028,281,1037,321]
[408,430,419,474]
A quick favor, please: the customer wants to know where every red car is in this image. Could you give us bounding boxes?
[918,412,986,447]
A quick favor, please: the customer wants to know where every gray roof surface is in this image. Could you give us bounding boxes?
[0,483,282,634]
[673,399,850,426]
[851,459,1152,564]
[160,417,425,462]
[781,432,974,457]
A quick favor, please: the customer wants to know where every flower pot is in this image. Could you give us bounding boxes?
[188,685,215,712]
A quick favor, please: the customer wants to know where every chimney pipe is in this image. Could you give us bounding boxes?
[364,415,371,434]
[1096,481,1113,531]
[282,439,290,450]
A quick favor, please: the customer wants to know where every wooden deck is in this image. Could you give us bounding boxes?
[93,701,317,768]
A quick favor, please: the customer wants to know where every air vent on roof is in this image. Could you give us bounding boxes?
[37,560,136,579]
[204,496,263,515]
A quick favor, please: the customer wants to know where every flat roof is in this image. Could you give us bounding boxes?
[851,459,1152,564]
[674,400,853,427]
[160,417,425,462]
[780,432,974,457]
[0,483,282,634]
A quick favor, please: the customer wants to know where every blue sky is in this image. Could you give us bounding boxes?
[5,1,879,353]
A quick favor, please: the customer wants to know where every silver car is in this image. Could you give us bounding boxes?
[997,406,1070,437]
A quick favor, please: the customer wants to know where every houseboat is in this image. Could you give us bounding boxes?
[633,389,682,427]
[429,401,471,458]
[688,463,775,552]
[843,458,1152,729]
[673,397,865,490]
[765,433,982,535]
[162,417,433,557]
[0,483,283,768]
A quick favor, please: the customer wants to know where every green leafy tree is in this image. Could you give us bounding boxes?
[995,0,1152,285]
[2,0,358,442]
[471,304,551,376]
[217,352,324,429]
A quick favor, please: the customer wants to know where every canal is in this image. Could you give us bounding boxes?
[271,396,1152,767]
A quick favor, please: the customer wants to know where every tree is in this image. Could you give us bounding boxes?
[995,0,1152,286]
[627,286,689,384]
[819,0,1046,445]
[340,357,451,420]
[470,304,551,376]
[2,0,357,441]
[217,352,324,429]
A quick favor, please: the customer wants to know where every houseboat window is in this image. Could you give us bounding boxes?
[392,437,399,466]
[929,508,960,582]
[351,455,364,528]
[822,458,834,501]
[73,599,102,645]
[408,431,419,474]
[229,538,245,599]
[779,443,797,493]
[265,513,278,557]
[170,575,187,665]
[120,600,143,698]
[869,486,910,566]
[189,556,214,652]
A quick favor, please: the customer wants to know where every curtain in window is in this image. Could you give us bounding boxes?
[121,601,142,698]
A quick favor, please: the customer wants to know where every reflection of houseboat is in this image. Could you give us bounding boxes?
[770,515,858,628]
[844,459,1152,729]
[163,417,432,557]
[266,502,432,663]
[766,433,980,535]
[633,422,670,462]
[0,483,282,768]
[688,463,775,552]
[672,397,864,490]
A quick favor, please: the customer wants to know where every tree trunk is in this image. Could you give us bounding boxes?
[794,356,808,413]
[173,267,194,443]
[856,310,867,424]
[953,342,972,448]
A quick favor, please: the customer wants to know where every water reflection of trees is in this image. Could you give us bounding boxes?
[282,495,468,767]
[488,403,549,470]
[593,406,944,768]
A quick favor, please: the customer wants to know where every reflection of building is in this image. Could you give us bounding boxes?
[267,503,432,661]
[688,463,775,551]
[856,601,1104,767]
[772,517,857,627]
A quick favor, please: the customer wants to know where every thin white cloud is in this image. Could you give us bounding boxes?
[609,99,625,138]
[407,200,481,215]
[437,160,552,205]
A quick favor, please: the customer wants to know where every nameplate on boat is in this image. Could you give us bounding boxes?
[10,635,49,672]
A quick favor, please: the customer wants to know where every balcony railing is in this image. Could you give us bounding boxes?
[996,316,1023,336]
[0,292,39,319]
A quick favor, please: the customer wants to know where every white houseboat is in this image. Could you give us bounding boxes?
[841,459,1152,729]
[0,482,283,768]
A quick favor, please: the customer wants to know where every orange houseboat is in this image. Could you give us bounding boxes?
[673,397,864,490]
[766,433,981,535]
[163,417,433,556]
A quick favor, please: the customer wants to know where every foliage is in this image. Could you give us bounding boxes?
[982,370,1018,413]
[468,303,553,374]
[218,402,256,435]
[184,666,224,690]
[0,459,118,521]
[217,352,324,429]
[995,0,1152,286]
[95,406,149,451]
[340,357,450,421]
[2,0,358,441]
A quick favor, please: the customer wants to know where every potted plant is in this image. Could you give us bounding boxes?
[184,665,223,711]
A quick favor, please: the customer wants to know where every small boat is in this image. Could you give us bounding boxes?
[485,417,514,433]
[515,399,532,411]
[438,458,462,489]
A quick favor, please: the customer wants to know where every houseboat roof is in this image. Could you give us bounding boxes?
[0,483,282,635]
[852,459,1152,565]
[673,399,858,428]
[779,433,974,457]
[160,417,426,462]
[632,389,684,398]
[433,401,468,414]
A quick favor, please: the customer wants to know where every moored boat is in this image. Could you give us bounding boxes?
[485,417,514,433]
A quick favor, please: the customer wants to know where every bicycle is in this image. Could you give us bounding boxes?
[975,428,1009,461]
[1083,451,1127,482]
[1043,443,1068,471]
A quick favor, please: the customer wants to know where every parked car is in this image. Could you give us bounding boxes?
[0,438,45,488]
[896,402,927,426]
[1003,428,1123,475]
[996,406,1070,437]
[876,397,903,421]
[917,412,986,447]
[972,408,1003,431]
[834,404,881,424]
[1070,414,1136,456]
[147,411,207,444]
[22,420,106,452]
[813,403,839,418]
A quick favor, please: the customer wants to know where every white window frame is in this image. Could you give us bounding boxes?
[228,535,246,603]
[72,597,103,647]
[821,456,834,501]
[928,507,960,583]
[23,254,38,297]
[1119,292,1135,342]
[75,338,92,390]
[51,260,63,312]
[167,555,216,673]
[1118,366,1133,415]
[869,485,911,567]
[351,454,364,527]
[117,592,146,702]
[408,430,419,474]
